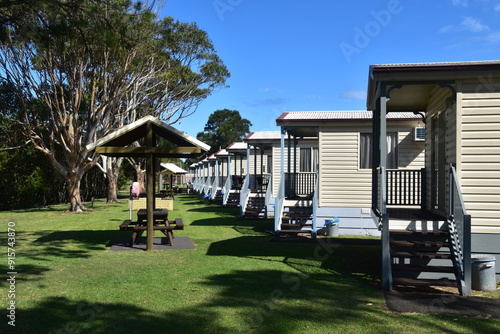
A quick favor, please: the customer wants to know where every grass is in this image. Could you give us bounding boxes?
[1,193,500,333]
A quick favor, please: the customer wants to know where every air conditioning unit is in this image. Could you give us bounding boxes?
[414,127,425,142]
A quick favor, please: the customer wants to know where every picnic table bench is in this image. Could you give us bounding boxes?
[119,218,184,246]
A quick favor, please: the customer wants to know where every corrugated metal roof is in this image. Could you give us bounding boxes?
[226,142,247,151]
[372,60,500,68]
[215,149,229,157]
[160,163,187,174]
[244,131,281,140]
[279,110,421,121]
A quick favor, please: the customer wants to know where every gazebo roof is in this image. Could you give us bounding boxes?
[160,163,187,174]
[86,116,210,157]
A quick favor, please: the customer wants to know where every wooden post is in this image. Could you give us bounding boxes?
[146,122,155,251]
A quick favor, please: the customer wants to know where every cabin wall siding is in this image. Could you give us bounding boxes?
[319,122,425,208]
[459,79,500,234]
[424,86,454,212]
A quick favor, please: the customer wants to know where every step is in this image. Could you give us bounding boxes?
[392,264,455,273]
[283,215,312,219]
[390,240,451,248]
[390,230,449,236]
[281,223,312,228]
[393,277,459,288]
[278,229,312,235]
[391,251,453,260]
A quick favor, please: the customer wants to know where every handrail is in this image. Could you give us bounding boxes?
[239,174,251,217]
[311,170,319,238]
[203,176,211,196]
[210,175,219,200]
[222,174,232,206]
[274,171,285,235]
[264,174,273,219]
[448,164,471,296]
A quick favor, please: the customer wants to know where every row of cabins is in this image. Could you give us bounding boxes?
[191,60,500,295]
[191,111,426,236]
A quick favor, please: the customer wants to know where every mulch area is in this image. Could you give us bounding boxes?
[384,289,500,319]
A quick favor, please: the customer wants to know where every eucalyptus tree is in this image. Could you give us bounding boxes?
[197,109,252,156]
[0,0,160,211]
[109,17,230,199]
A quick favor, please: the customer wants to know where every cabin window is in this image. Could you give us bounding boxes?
[360,133,398,169]
[299,147,319,172]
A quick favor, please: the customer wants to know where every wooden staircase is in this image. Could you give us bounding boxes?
[390,229,460,290]
[213,189,223,202]
[243,195,266,218]
[225,191,240,208]
[278,204,313,237]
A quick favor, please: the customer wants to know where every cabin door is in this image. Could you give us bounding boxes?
[431,111,447,213]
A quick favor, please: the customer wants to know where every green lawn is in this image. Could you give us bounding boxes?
[1,193,499,333]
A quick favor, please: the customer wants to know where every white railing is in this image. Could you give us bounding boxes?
[210,176,219,200]
[274,171,285,235]
[222,174,232,206]
[194,176,202,193]
[205,177,213,197]
[262,174,273,219]
[239,174,251,216]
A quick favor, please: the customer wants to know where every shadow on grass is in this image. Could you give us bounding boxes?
[12,296,230,334]
[33,230,118,249]
[0,264,50,288]
[11,274,500,334]
[206,236,381,284]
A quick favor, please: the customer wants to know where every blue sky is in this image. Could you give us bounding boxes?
[160,0,500,138]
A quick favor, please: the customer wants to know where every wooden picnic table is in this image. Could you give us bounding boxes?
[137,208,169,224]
[119,209,184,247]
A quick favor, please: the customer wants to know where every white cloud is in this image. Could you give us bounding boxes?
[440,17,490,33]
[461,17,490,32]
[452,0,468,6]
[341,91,366,100]
[485,31,500,44]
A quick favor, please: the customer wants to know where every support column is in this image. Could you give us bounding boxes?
[146,122,155,251]
[378,90,391,291]
[287,132,291,197]
[280,129,285,198]
[293,137,298,197]
[254,146,258,191]
[246,145,251,187]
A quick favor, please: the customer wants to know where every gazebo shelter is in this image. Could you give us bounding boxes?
[159,162,188,193]
[87,116,210,251]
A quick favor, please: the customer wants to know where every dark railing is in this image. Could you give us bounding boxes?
[285,172,317,198]
[386,169,425,206]
[448,164,471,296]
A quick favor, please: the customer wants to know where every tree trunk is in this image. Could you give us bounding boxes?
[133,160,146,193]
[67,174,85,212]
[106,157,123,203]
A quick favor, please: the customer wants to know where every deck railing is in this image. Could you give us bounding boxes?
[386,169,425,206]
[274,171,286,235]
[285,172,316,198]
[222,175,232,206]
[264,174,273,219]
[210,176,219,200]
[239,174,251,217]
[448,164,471,296]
